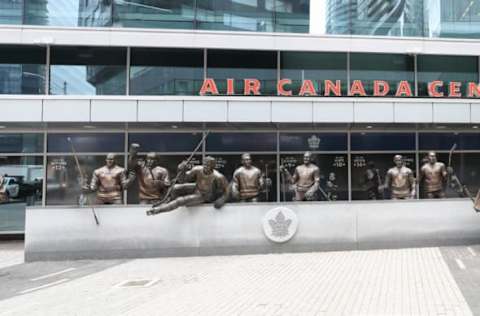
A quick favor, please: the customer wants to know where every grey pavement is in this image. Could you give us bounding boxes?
[0,242,480,315]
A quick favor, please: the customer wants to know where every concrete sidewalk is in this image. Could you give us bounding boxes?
[0,243,478,315]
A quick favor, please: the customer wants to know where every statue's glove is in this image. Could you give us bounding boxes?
[305,188,317,201]
[214,196,227,209]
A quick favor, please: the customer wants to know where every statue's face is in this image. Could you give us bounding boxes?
[145,153,156,168]
[242,155,252,168]
[203,159,215,174]
[303,153,312,164]
[394,156,403,168]
[106,154,115,168]
[428,152,437,164]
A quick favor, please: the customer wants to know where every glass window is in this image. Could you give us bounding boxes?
[280,133,347,152]
[0,45,46,95]
[274,0,309,33]
[350,53,414,97]
[50,46,126,95]
[47,133,125,153]
[127,154,201,204]
[207,50,277,96]
[0,156,43,232]
[196,0,274,32]
[211,154,277,202]
[280,52,347,96]
[351,153,416,200]
[113,0,194,29]
[206,133,277,152]
[351,133,416,151]
[0,133,43,153]
[0,0,23,24]
[419,133,480,151]
[129,133,203,153]
[279,153,348,201]
[425,0,480,39]
[46,155,124,205]
[24,0,112,26]
[352,1,424,37]
[130,48,204,96]
[417,55,478,97]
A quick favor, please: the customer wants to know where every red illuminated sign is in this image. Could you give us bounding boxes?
[199,78,480,98]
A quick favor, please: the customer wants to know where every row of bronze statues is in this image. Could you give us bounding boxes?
[76,142,480,215]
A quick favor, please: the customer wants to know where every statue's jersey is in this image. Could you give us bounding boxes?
[91,165,126,201]
[0,176,7,203]
[187,166,228,202]
[136,165,170,200]
[421,162,447,193]
[293,164,320,192]
[233,166,262,199]
[386,166,414,198]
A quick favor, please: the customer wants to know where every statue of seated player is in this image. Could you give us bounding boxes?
[146,156,229,215]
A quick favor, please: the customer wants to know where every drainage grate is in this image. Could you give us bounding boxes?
[115,279,158,288]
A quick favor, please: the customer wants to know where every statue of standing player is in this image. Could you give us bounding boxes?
[420,151,448,199]
[384,155,416,199]
[146,156,229,215]
[231,153,266,202]
[128,144,170,205]
[280,151,320,201]
[86,153,131,204]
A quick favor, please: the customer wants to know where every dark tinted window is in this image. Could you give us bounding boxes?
[0,134,43,153]
[207,50,277,96]
[47,133,125,153]
[350,53,414,96]
[50,46,126,95]
[351,133,416,151]
[0,45,46,95]
[206,133,277,152]
[280,133,348,151]
[281,52,348,95]
[419,133,480,150]
[129,133,203,152]
[130,48,204,96]
[417,55,478,97]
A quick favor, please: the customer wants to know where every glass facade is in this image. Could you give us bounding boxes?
[0,129,479,234]
[1,0,308,33]
[0,0,23,24]
[1,45,480,98]
[4,0,480,39]
[324,0,480,39]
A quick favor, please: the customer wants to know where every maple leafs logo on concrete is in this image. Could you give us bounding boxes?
[268,211,292,238]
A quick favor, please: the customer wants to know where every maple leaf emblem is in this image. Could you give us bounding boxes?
[268,211,292,238]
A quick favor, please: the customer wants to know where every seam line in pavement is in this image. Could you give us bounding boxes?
[30,268,76,281]
[455,258,466,270]
[19,279,70,295]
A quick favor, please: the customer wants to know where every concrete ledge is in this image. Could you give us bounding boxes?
[24,200,480,261]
